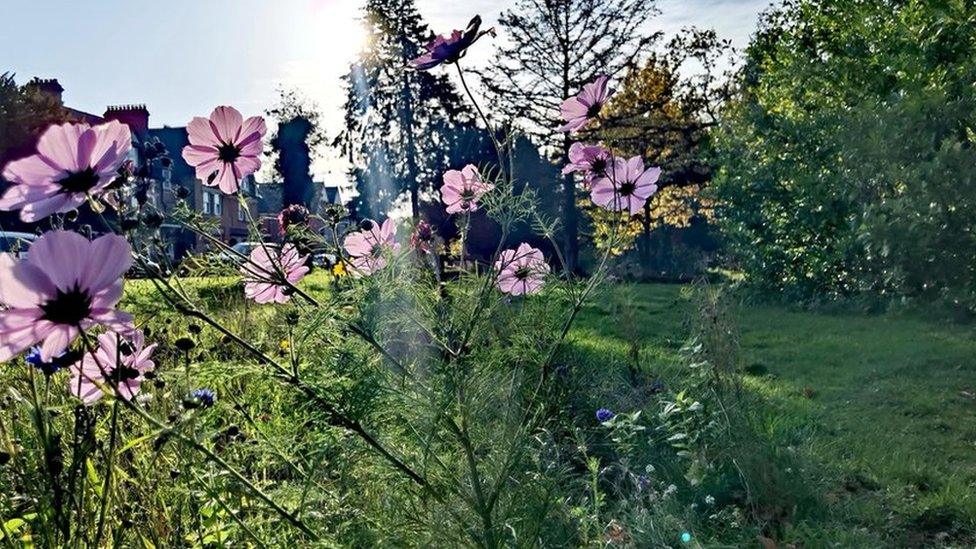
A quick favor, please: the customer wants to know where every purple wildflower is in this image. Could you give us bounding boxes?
[191,388,216,408]
[25,345,77,376]
[410,15,491,70]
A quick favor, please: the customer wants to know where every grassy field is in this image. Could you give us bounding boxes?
[574,283,976,545]
[114,275,976,545]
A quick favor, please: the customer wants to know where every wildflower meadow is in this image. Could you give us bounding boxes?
[2,0,976,547]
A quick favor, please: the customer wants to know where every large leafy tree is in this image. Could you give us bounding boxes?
[713,0,976,307]
[338,0,473,220]
[481,0,659,272]
[0,74,66,168]
[0,73,68,230]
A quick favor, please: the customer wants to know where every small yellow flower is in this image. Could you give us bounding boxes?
[332,262,347,277]
[279,339,290,352]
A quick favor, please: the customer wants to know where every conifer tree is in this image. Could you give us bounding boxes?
[339,0,473,220]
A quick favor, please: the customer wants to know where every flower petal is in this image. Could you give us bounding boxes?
[209,106,244,144]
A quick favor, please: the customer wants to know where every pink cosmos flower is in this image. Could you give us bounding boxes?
[562,143,612,186]
[0,121,131,221]
[343,218,400,276]
[441,165,493,214]
[70,330,156,405]
[560,75,614,133]
[495,243,550,296]
[0,231,134,362]
[590,156,661,216]
[410,15,490,70]
[182,106,266,194]
[240,244,310,304]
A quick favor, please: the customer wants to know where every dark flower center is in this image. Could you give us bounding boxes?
[115,364,142,381]
[40,285,92,326]
[586,103,603,118]
[591,157,608,175]
[514,266,531,280]
[371,244,384,258]
[217,143,241,163]
[58,167,100,194]
[118,341,135,356]
[619,182,636,196]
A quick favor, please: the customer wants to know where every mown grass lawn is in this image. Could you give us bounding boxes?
[575,283,976,545]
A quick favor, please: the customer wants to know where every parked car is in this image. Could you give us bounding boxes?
[0,231,37,259]
[216,241,276,262]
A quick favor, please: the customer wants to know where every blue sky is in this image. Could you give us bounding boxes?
[1,0,772,179]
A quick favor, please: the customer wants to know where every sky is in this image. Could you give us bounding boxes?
[1,0,772,181]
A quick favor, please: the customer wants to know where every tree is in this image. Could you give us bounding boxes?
[482,0,659,272]
[0,74,67,168]
[713,0,976,308]
[587,31,732,274]
[338,0,473,220]
[272,118,314,208]
[0,73,69,231]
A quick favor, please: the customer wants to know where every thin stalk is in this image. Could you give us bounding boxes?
[455,63,506,182]
[92,397,120,546]
[76,330,320,540]
[191,469,271,548]
[137,265,429,487]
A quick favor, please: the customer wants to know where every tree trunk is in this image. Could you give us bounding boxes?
[404,90,419,219]
[640,202,653,277]
[399,17,420,220]
[562,129,579,273]
[559,16,578,274]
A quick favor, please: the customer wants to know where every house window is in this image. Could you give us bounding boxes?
[238,204,247,222]
[213,195,222,216]
[161,167,172,190]
[203,192,213,215]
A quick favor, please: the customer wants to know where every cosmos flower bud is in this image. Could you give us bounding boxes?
[120,217,140,231]
[174,338,195,352]
[142,210,164,228]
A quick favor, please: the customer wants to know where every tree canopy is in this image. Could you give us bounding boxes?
[712,0,976,308]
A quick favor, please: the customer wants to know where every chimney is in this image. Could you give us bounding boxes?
[27,78,64,104]
[104,104,150,135]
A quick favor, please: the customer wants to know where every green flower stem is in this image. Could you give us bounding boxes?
[76,330,320,541]
[92,395,120,547]
[135,266,431,489]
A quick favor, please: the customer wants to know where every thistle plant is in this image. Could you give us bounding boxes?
[0,13,667,547]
